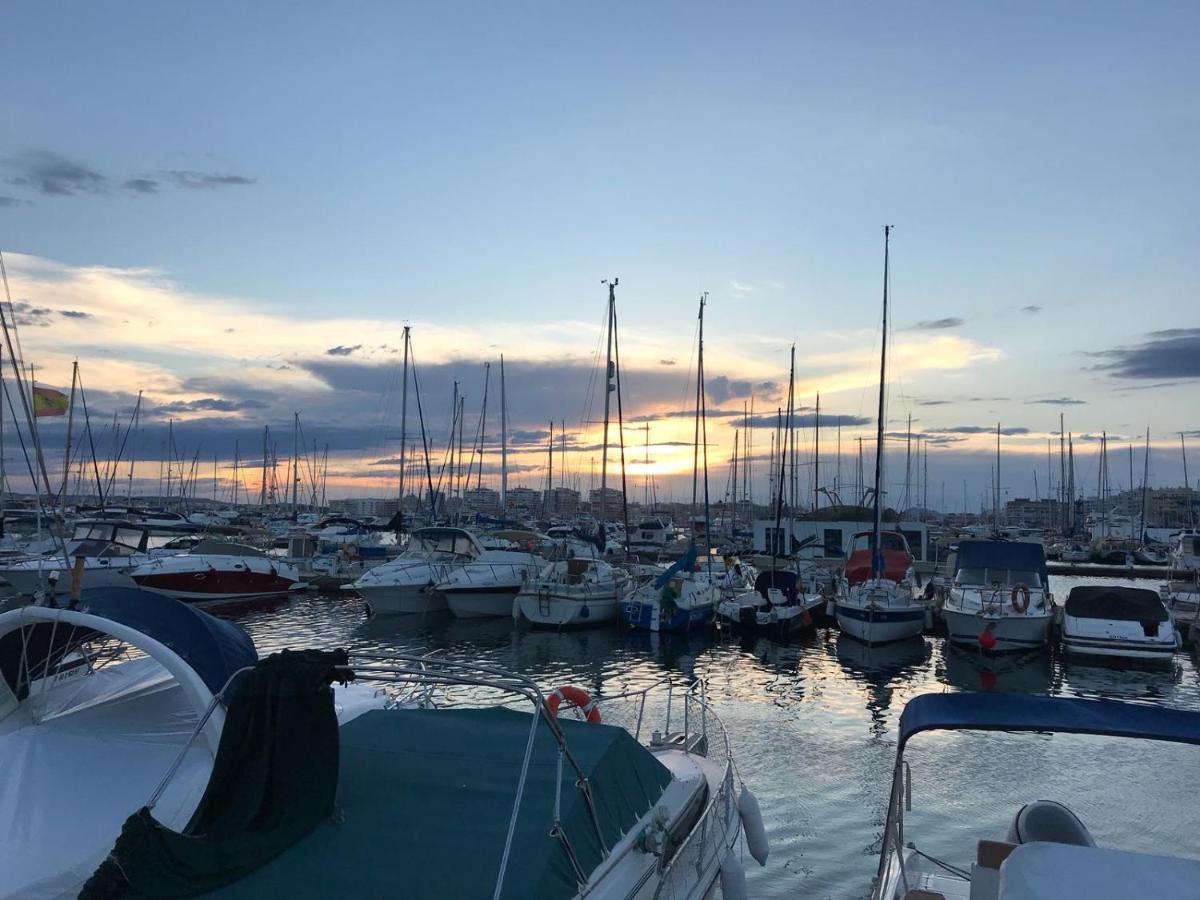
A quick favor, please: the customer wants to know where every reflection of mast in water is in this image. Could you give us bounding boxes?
[937,642,1053,695]
[833,633,931,738]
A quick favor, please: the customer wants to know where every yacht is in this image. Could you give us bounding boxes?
[620,550,720,633]
[940,540,1054,652]
[513,556,631,627]
[129,540,305,607]
[0,520,154,596]
[872,692,1200,900]
[836,531,926,645]
[80,657,767,900]
[344,526,484,614]
[1061,585,1178,664]
[1169,530,1200,573]
[438,548,542,618]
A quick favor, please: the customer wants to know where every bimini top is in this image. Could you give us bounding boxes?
[210,707,673,900]
[1065,586,1168,623]
[954,540,1048,585]
[898,692,1200,754]
[0,587,257,699]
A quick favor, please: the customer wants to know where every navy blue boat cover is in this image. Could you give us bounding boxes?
[899,693,1200,752]
[954,540,1048,584]
[72,587,258,692]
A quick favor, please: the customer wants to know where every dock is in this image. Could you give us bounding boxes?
[1045,562,1169,580]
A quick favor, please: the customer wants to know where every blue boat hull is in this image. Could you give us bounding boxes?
[620,600,715,633]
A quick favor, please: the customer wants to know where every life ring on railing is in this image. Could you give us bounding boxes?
[546,686,601,724]
[1010,583,1031,613]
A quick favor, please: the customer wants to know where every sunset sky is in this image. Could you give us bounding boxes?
[1,2,1197,510]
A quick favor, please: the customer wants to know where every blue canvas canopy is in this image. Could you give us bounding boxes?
[898,692,1200,753]
[954,540,1048,585]
[0,587,257,697]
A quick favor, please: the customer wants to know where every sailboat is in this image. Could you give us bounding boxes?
[621,294,720,633]
[835,227,927,645]
[515,280,631,627]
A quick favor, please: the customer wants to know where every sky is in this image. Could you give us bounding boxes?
[1,2,1197,510]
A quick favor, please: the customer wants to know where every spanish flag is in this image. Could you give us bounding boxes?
[33,387,69,417]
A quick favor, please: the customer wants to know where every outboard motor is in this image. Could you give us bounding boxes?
[1005,800,1096,847]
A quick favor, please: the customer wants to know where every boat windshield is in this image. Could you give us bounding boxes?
[956,567,1041,587]
[409,530,477,557]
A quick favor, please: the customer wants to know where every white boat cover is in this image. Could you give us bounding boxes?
[998,842,1200,899]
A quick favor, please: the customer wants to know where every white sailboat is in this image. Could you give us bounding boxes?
[835,227,926,645]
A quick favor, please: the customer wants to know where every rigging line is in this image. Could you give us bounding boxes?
[0,368,43,516]
[612,306,631,554]
[577,299,610,433]
[408,350,437,518]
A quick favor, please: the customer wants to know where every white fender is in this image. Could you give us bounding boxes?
[738,786,769,865]
[825,598,836,617]
[719,849,748,899]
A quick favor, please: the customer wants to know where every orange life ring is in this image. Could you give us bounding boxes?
[546,686,601,724]
[1010,583,1031,613]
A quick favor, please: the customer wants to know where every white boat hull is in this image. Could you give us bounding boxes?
[444,589,518,618]
[1062,634,1178,663]
[943,606,1052,652]
[514,592,619,627]
[836,604,926,644]
[358,584,447,615]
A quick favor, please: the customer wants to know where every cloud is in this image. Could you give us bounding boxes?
[915,399,952,406]
[325,344,362,357]
[1021,305,1042,314]
[925,425,1030,436]
[707,375,778,405]
[911,317,964,330]
[59,309,91,319]
[4,150,106,196]
[729,280,754,294]
[164,170,256,190]
[1027,397,1086,406]
[154,396,268,415]
[1091,328,1200,380]
[123,178,159,194]
[0,195,20,208]
[659,359,676,366]
[7,301,55,327]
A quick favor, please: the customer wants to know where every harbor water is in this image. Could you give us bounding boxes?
[237,574,1200,899]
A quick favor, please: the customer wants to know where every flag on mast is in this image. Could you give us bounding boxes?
[33,386,69,417]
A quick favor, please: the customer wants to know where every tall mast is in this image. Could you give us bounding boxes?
[1139,428,1151,541]
[870,226,892,578]
[599,278,617,541]
[59,361,79,507]
[813,392,820,511]
[476,361,489,492]
[397,326,410,514]
[1183,433,1194,529]
[499,355,508,515]
[545,420,553,517]
[1059,412,1066,531]
[291,411,299,514]
[995,422,1001,533]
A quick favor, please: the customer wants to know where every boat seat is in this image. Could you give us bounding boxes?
[1005,801,1095,847]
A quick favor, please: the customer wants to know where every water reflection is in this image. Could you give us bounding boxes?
[835,634,932,737]
[939,642,1056,694]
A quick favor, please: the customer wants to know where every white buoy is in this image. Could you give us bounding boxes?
[719,850,748,900]
[738,787,769,865]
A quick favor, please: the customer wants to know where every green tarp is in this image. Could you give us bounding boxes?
[209,706,672,899]
[81,649,349,899]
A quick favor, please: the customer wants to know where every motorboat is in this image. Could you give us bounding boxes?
[1159,578,1200,636]
[716,565,832,634]
[620,548,720,633]
[438,549,542,618]
[129,540,305,608]
[344,526,486,614]
[0,520,155,597]
[513,556,631,627]
[1060,585,1178,664]
[1133,545,1170,566]
[940,540,1054,652]
[872,692,1200,900]
[1059,542,1091,563]
[627,517,673,553]
[0,588,384,898]
[82,656,766,900]
[836,531,927,645]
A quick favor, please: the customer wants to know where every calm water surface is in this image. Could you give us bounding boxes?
[235,575,1200,899]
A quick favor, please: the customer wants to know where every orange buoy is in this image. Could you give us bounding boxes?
[546,686,601,724]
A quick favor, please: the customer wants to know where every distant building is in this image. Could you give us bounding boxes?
[587,487,625,513]
[1003,497,1064,529]
[463,487,499,513]
[504,486,541,513]
[330,497,400,519]
[544,486,579,516]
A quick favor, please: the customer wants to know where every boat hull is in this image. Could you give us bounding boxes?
[942,607,1053,652]
[0,564,139,596]
[619,599,715,633]
[1062,634,1178,664]
[131,571,299,603]
[514,592,619,628]
[444,588,519,618]
[358,584,447,615]
[836,603,926,645]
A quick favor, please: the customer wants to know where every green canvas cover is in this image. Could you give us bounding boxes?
[208,706,672,900]
[80,649,350,899]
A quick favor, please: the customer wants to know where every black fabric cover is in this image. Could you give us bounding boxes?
[755,569,797,601]
[80,649,352,899]
[1065,586,1168,622]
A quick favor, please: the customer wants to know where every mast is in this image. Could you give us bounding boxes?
[599,278,617,544]
[259,426,268,508]
[1183,433,1194,529]
[995,422,1001,534]
[545,420,553,518]
[870,226,892,579]
[291,411,299,514]
[1140,428,1151,542]
[397,326,410,515]
[698,292,711,562]
[1129,442,1136,541]
[1059,413,1066,531]
[813,392,820,511]
[499,355,508,515]
[476,361,489,492]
